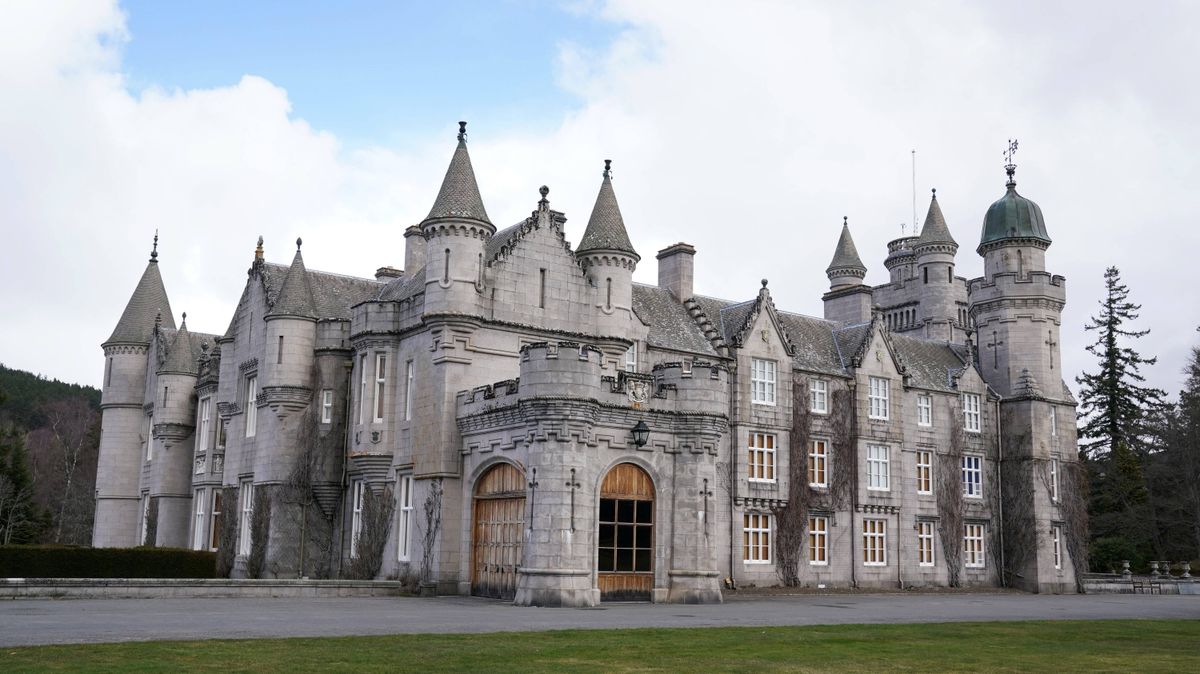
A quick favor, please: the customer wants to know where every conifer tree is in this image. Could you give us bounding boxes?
[1076,266,1165,457]
[0,425,42,544]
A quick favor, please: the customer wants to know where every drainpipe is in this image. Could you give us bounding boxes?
[849,381,858,590]
[897,507,903,589]
[994,395,1005,587]
[728,361,737,586]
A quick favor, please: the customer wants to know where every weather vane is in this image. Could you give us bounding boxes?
[1004,138,1019,186]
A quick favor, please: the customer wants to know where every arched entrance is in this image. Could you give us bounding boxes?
[471,463,525,600]
[598,462,654,601]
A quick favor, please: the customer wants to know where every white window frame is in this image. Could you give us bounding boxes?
[916,450,933,495]
[350,480,366,558]
[397,475,413,562]
[962,455,983,499]
[195,397,211,453]
[244,376,258,438]
[963,393,981,433]
[747,432,776,483]
[743,512,771,563]
[808,439,828,488]
[1052,525,1063,570]
[1050,458,1060,503]
[404,360,415,422]
[144,414,154,462]
[917,394,932,427]
[357,353,367,425]
[867,445,890,492]
[917,520,935,566]
[809,379,828,414]
[1050,406,1058,437]
[193,488,207,551]
[862,518,887,566]
[868,377,890,420]
[321,389,334,424]
[964,523,986,568]
[209,489,222,551]
[624,343,638,373]
[750,358,777,406]
[238,480,254,556]
[373,353,387,423]
[808,515,828,565]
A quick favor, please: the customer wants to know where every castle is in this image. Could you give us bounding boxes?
[93,123,1079,603]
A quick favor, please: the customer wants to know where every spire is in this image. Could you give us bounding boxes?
[255,235,264,261]
[915,188,957,249]
[104,240,176,346]
[159,315,198,376]
[576,159,639,260]
[267,237,317,319]
[826,217,867,277]
[424,121,491,226]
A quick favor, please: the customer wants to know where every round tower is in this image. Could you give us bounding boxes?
[822,217,873,326]
[913,189,961,340]
[150,314,200,548]
[95,235,176,548]
[576,160,640,343]
[421,121,494,317]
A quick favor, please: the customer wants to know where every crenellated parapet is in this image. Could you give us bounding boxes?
[968,270,1067,319]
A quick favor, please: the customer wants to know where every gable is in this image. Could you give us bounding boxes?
[486,211,596,331]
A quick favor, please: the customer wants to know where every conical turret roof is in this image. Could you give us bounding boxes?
[916,189,957,249]
[826,219,867,275]
[159,315,197,376]
[268,239,317,319]
[424,122,491,226]
[576,160,639,260]
[104,238,175,346]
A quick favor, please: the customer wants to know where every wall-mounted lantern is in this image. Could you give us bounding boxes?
[632,420,650,448]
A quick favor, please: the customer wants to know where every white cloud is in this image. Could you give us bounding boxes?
[1,0,1197,400]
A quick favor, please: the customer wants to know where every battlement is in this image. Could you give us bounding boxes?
[968,270,1067,300]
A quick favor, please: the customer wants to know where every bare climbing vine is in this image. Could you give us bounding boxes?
[937,408,965,587]
[142,497,158,547]
[345,485,396,580]
[214,486,238,577]
[1061,460,1091,592]
[827,387,854,511]
[246,485,272,578]
[772,379,812,586]
[418,478,444,589]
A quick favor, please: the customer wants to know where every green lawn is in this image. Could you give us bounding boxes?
[4,620,1198,673]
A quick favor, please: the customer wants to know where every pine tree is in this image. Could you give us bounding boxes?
[0,425,43,544]
[1076,266,1166,457]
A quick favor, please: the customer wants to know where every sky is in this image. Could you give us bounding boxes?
[1,0,1198,401]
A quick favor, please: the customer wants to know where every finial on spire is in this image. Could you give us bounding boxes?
[296,237,302,251]
[931,187,937,198]
[150,230,159,262]
[843,216,848,226]
[1004,138,1019,187]
[255,235,264,261]
[457,121,467,143]
[761,278,769,288]
[603,159,612,179]
[181,311,187,327]
[538,185,549,210]
[154,310,162,331]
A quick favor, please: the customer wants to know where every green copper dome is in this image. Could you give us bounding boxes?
[979,174,1050,252]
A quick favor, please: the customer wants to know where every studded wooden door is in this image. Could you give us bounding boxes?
[471,463,526,600]
[598,463,655,602]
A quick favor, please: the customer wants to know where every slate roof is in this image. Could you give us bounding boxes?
[158,325,220,376]
[105,259,175,345]
[916,191,957,248]
[425,136,491,225]
[376,265,426,303]
[826,221,867,274]
[485,221,525,262]
[576,171,638,258]
[261,263,382,319]
[267,246,317,319]
[631,284,718,357]
[888,332,970,392]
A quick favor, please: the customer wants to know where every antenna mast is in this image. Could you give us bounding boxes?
[911,149,917,236]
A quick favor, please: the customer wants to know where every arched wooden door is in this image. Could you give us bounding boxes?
[598,463,654,601]
[471,463,526,600]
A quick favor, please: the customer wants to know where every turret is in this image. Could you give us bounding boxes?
[421,121,494,317]
[913,189,961,340]
[95,234,176,547]
[822,218,872,325]
[150,313,200,547]
[576,160,640,340]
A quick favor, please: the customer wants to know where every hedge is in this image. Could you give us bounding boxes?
[0,545,218,579]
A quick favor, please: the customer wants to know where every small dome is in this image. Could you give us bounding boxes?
[979,183,1050,252]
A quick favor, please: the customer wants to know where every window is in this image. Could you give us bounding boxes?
[357,353,367,425]
[216,419,227,450]
[1050,406,1058,437]
[862,518,887,566]
[743,512,771,563]
[373,353,387,423]
[962,455,983,498]
[963,393,981,433]
[238,480,254,556]
[144,414,154,461]
[750,359,777,405]
[196,397,211,453]
[105,357,112,386]
[538,268,546,308]
[1052,525,1063,570]
[193,488,207,551]
[1050,458,1060,503]
[916,450,933,495]
[209,490,223,551]
[244,376,258,438]
[808,516,828,565]
[397,475,413,562]
[321,389,334,424]
[598,493,654,573]
[277,335,284,364]
[917,394,932,427]
[404,360,415,421]
[917,521,935,566]
[747,432,776,483]
[868,377,889,420]
[624,344,638,373]
[350,480,365,558]
[810,379,828,414]
[867,445,890,491]
[809,440,828,487]
[964,523,985,568]
[605,278,613,310]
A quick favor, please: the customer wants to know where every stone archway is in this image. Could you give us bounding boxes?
[598,462,655,601]
[471,463,525,600]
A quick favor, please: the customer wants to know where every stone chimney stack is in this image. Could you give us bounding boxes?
[656,242,696,300]
[404,225,425,274]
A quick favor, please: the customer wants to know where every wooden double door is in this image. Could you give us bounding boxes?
[471,463,525,600]
[597,463,655,602]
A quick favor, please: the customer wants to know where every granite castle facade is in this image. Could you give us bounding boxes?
[94,124,1079,603]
